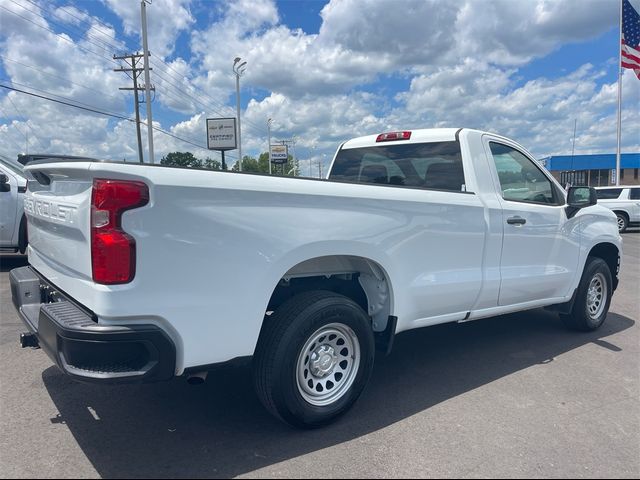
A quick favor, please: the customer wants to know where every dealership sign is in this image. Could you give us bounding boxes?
[270,144,288,164]
[206,118,237,151]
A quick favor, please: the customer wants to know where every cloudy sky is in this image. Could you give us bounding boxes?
[0,0,639,176]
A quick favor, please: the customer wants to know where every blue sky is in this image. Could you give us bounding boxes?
[1,0,639,174]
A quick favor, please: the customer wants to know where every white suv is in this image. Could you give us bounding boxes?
[595,186,640,232]
[0,155,28,253]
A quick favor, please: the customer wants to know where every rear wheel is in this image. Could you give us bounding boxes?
[253,290,375,428]
[561,257,612,331]
[615,212,628,233]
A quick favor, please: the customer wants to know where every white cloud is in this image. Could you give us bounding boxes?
[455,0,617,65]
[103,0,194,58]
[394,63,640,157]
[1,0,638,175]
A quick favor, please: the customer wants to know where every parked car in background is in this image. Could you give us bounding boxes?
[0,155,28,254]
[595,186,640,233]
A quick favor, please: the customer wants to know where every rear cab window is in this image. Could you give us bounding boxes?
[596,188,624,200]
[329,141,466,192]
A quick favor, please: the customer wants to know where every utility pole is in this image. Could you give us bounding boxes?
[141,0,155,163]
[267,118,273,175]
[571,119,577,159]
[114,53,154,163]
[233,57,247,172]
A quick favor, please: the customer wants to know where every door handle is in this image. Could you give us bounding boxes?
[507,216,526,225]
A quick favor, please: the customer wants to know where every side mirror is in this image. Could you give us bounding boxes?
[566,186,597,218]
[0,173,10,193]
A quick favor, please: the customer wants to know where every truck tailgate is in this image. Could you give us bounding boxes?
[24,162,94,281]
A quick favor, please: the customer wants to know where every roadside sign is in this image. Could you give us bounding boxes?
[206,118,237,151]
[611,169,617,185]
[270,144,288,164]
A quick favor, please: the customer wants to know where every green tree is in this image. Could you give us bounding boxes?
[258,151,298,176]
[160,152,202,168]
[203,157,222,170]
[257,152,271,173]
[230,152,299,176]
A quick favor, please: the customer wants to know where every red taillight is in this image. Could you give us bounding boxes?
[91,179,149,285]
[376,131,412,142]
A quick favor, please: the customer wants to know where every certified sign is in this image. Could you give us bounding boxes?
[206,118,237,151]
[270,144,288,164]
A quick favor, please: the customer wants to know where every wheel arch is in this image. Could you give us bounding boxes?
[263,254,395,336]
[612,209,629,220]
[587,242,620,291]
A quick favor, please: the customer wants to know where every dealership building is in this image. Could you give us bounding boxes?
[539,153,640,187]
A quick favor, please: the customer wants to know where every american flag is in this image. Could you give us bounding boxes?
[622,0,640,79]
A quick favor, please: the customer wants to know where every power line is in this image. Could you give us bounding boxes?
[2,0,230,161]
[9,0,125,58]
[4,93,47,150]
[2,3,256,161]
[0,56,124,103]
[151,57,270,137]
[9,0,234,129]
[3,79,130,119]
[1,84,135,121]
[0,105,28,147]
[0,3,119,66]
[24,0,126,50]
[6,0,271,142]
[0,105,28,152]
[0,83,236,160]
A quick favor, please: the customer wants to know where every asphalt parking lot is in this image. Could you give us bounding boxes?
[1,234,638,479]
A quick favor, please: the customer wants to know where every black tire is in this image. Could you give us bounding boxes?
[561,257,612,331]
[253,290,375,428]
[615,212,628,233]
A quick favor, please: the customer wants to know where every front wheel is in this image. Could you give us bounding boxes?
[561,257,613,331]
[253,291,375,428]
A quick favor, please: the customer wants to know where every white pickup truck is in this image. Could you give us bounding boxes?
[0,155,28,253]
[10,128,622,428]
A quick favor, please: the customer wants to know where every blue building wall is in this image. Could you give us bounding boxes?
[541,153,640,171]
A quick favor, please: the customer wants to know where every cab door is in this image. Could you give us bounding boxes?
[483,137,581,306]
[0,166,18,246]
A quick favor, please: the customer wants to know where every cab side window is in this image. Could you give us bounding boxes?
[489,142,558,205]
[629,188,640,200]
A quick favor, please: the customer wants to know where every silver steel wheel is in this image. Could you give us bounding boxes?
[296,323,361,407]
[586,272,607,320]
[617,215,625,232]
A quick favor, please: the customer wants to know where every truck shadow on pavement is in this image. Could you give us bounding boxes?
[42,309,634,479]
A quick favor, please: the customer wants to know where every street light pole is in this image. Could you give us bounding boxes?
[233,57,247,172]
[267,118,273,175]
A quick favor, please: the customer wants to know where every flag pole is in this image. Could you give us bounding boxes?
[615,0,623,186]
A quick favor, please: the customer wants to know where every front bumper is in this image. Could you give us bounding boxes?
[10,266,175,384]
